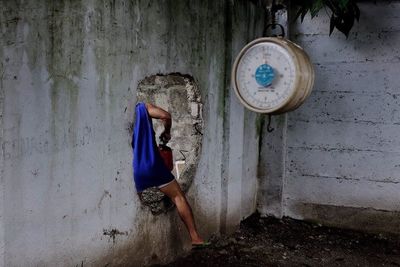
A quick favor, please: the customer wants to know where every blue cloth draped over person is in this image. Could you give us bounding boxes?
[131,101,209,248]
[132,102,174,192]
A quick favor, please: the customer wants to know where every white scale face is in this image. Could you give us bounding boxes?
[235,42,297,112]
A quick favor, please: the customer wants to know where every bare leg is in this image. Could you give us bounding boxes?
[159,180,204,244]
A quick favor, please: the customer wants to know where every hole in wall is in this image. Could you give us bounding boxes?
[135,73,203,214]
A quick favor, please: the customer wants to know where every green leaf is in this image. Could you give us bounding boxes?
[353,3,360,21]
[338,0,350,9]
[310,0,324,18]
[300,7,309,22]
[329,14,335,36]
[289,0,360,38]
[333,10,355,38]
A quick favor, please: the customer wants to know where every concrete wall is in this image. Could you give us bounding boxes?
[258,0,400,234]
[0,1,264,266]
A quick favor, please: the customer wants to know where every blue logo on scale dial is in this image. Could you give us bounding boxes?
[255,64,275,87]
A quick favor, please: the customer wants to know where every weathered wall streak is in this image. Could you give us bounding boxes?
[256,7,289,218]
[234,0,264,225]
[258,1,400,234]
[0,0,264,266]
[220,0,265,233]
[0,15,5,264]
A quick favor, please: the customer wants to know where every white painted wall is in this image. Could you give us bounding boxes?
[259,0,400,234]
[0,1,264,266]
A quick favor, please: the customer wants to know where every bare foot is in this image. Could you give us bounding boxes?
[192,241,205,245]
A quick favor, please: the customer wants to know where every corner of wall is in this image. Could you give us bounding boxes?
[0,61,4,267]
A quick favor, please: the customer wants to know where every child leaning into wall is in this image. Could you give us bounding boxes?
[132,102,210,248]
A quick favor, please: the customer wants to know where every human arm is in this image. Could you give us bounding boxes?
[145,102,172,142]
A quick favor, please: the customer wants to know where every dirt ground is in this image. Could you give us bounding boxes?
[155,213,400,267]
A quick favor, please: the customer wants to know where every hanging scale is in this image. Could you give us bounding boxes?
[231,2,315,116]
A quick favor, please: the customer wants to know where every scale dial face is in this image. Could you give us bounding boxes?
[233,39,299,113]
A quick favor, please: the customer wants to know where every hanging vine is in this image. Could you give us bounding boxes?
[291,0,360,38]
[249,0,362,38]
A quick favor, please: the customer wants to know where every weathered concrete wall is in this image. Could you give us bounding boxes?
[259,0,400,234]
[0,0,264,266]
[0,35,4,266]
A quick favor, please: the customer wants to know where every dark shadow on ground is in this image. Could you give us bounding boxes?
[153,212,400,267]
